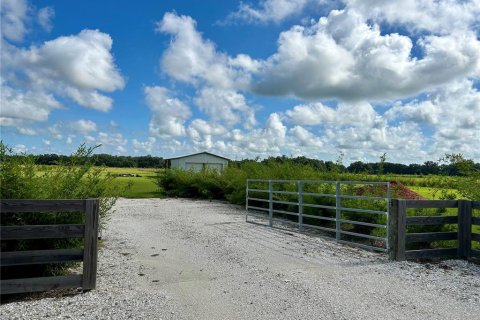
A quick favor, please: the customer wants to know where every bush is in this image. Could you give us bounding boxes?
[0,142,121,279]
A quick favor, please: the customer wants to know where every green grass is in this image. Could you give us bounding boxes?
[103,167,163,198]
[409,186,462,199]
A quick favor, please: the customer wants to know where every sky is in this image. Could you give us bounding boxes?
[1,0,479,164]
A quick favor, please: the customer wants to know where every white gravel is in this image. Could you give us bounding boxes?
[2,198,479,319]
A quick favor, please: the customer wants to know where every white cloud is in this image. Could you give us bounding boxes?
[18,127,36,135]
[116,145,127,153]
[290,126,323,147]
[84,131,128,153]
[1,29,125,126]
[385,80,480,158]
[286,101,376,127]
[225,0,312,24]
[0,0,29,42]
[132,137,156,153]
[0,84,61,123]
[71,119,98,134]
[254,8,480,101]
[157,12,258,90]
[13,144,27,153]
[66,135,74,144]
[346,0,480,35]
[37,6,54,32]
[47,123,63,140]
[194,88,257,128]
[145,86,191,138]
[42,139,51,146]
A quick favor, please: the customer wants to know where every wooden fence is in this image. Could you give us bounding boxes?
[389,199,480,261]
[1,199,99,294]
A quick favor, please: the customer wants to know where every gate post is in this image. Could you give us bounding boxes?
[335,182,341,240]
[389,199,406,261]
[457,200,472,259]
[298,181,303,232]
[245,180,249,222]
[268,180,273,227]
[82,199,99,291]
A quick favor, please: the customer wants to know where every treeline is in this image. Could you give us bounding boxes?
[30,153,165,168]
[233,155,480,176]
[10,152,479,176]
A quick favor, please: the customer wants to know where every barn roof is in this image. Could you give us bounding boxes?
[166,151,231,161]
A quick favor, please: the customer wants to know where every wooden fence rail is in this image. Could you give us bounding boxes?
[389,199,480,261]
[0,199,99,295]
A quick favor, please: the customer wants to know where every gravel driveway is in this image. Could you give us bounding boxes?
[2,198,480,319]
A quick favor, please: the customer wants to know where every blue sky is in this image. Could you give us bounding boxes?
[1,0,479,163]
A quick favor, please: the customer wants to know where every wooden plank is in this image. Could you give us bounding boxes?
[82,199,99,291]
[0,275,82,294]
[405,248,458,259]
[397,200,407,261]
[472,217,480,226]
[406,232,457,243]
[470,249,480,258]
[406,216,458,225]
[404,200,458,209]
[1,224,85,240]
[1,249,83,266]
[471,233,480,242]
[0,200,85,213]
[458,200,472,258]
[388,200,399,260]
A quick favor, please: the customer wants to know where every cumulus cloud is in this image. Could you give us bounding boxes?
[145,86,192,138]
[96,132,128,152]
[346,0,480,35]
[47,123,63,140]
[13,144,27,153]
[0,0,29,42]
[286,101,376,127]
[0,84,61,122]
[254,8,480,101]
[225,0,311,24]
[1,28,125,130]
[71,119,98,134]
[290,125,323,147]
[37,6,54,32]
[194,88,257,128]
[157,12,259,90]
[132,137,156,153]
[385,80,480,158]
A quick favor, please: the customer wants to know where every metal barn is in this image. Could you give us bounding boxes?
[166,152,230,172]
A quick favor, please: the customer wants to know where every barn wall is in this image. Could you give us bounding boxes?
[169,153,228,171]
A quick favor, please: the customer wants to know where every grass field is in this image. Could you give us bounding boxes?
[104,167,163,198]
[107,167,459,200]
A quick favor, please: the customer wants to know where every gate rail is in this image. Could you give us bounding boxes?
[246,179,390,252]
[1,199,99,294]
[389,199,480,261]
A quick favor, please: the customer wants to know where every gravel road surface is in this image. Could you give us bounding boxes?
[2,198,480,319]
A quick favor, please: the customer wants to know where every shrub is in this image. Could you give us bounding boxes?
[0,142,120,279]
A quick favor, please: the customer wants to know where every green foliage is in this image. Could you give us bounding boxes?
[0,142,121,279]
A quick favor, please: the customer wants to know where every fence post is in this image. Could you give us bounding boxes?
[82,199,99,291]
[457,200,472,259]
[389,200,398,260]
[389,199,406,261]
[268,180,273,227]
[386,182,391,253]
[335,182,341,240]
[245,180,249,222]
[397,200,407,261]
[298,181,303,232]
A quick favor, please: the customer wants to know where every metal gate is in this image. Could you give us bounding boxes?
[246,179,391,252]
